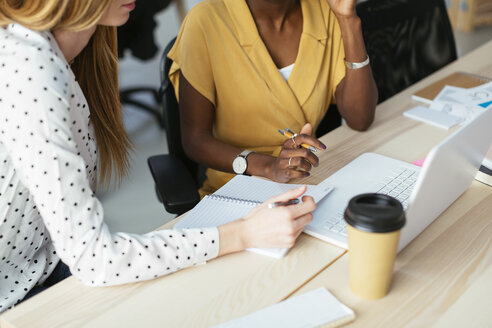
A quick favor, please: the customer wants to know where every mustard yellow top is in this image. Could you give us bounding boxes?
[168,0,346,196]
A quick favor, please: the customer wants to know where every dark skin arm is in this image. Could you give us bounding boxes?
[330,0,378,131]
[179,73,324,182]
[179,0,377,182]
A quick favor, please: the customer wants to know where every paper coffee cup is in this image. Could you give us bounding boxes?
[344,193,406,299]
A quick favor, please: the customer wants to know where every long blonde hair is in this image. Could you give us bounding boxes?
[0,0,133,187]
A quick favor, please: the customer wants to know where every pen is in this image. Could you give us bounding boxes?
[278,128,318,152]
[268,198,301,209]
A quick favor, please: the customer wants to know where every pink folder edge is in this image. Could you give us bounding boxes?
[413,157,426,167]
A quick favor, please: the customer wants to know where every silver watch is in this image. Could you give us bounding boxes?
[232,150,254,175]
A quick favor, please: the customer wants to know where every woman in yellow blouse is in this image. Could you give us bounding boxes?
[169,0,377,196]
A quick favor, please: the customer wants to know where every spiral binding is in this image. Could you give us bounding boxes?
[207,194,261,207]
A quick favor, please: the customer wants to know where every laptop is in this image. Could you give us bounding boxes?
[305,109,492,252]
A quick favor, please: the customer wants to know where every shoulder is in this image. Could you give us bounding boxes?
[0,24,71,93]
[184,0,229,28]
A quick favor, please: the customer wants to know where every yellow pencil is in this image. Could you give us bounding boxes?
[278,128,318,152]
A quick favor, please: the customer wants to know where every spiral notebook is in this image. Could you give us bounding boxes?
[213,287,355,328]
[174,175,334,258]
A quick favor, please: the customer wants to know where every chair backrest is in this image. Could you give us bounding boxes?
[315,103,341,138]
[160,37,203,186]
[357,0,457,103]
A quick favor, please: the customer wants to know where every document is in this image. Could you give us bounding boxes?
[213,287,355,328]
[411,72,491,104]
[405,82,492,129]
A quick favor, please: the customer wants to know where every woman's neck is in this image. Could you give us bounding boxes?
[247,0,300,30]
[52,26,97,63]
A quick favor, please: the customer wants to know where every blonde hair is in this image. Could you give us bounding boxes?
[0,0,133,187]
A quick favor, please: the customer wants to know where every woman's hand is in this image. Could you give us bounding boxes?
[267,123,326,183]
[242,185,316,249]
[217,185,316,255]
[325,0,357,18]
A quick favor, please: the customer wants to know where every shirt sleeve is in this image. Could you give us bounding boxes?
[167,3,216,105]
[0,47,219,287]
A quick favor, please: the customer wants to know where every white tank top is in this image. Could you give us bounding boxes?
[279,63,295,81]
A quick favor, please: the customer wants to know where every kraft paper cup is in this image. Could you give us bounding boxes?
[344,193,405,300]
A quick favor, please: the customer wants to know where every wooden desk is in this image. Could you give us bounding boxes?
[1,41,491,328]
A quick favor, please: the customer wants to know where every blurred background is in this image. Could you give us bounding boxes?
[100,0,492,234]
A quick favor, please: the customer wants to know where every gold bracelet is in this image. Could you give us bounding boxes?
[344,56,370,69]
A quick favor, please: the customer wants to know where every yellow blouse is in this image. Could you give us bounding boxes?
[168,0,346,196]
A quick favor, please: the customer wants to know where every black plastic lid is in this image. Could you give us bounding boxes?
[344,193,406,233]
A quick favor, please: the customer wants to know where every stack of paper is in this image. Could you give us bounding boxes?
[405,81,492,129]
[407,73,492,185]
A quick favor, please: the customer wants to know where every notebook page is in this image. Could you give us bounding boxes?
[174,196,288,258]
[175,196,253,228]
[215,175,333,203]
[174,176,334,259]
[213,287,355,328]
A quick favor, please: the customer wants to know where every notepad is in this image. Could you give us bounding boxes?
[174,175,334,258]
[212,287,355,328]
[403,105,463,129]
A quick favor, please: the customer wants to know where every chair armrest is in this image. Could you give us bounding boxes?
[147,154,200,215]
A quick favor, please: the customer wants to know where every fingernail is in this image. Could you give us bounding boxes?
[306,172,310,176]
[321,144,326,150]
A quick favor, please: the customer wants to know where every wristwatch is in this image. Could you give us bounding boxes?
[232,150,254,175]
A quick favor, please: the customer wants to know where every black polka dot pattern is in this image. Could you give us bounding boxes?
[0,24,219,313]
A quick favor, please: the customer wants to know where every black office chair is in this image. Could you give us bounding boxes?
[117,0,172,129]
[315,104,342,138]
[147,37,202,216]
[357,0,457,103]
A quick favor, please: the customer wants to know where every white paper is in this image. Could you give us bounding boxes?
[403,105,462,129]
[429,101,482,124]
[448,81,492,108]
[215,175,333,204]
[429,84,491,124]
[482,144,492,170]
[213,288,355,328]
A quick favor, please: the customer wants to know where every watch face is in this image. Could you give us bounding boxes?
[232,156,247,174]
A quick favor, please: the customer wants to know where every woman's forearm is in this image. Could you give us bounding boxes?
[217,219,247,256]
[335,16,378,131]
[182,130,277,178]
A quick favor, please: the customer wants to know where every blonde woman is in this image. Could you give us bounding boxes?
[0,0,316,311]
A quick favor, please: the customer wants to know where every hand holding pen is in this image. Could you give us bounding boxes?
[278,128,318,152]
[268,198,301,208]
[268,123,326,183]
[240,186,315,249]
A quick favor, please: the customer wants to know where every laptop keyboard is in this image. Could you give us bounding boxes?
[321,166,419,237]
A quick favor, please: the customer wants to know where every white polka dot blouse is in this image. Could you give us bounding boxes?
[0,24,219,312]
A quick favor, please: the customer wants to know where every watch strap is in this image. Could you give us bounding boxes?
[238,150,254,159]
